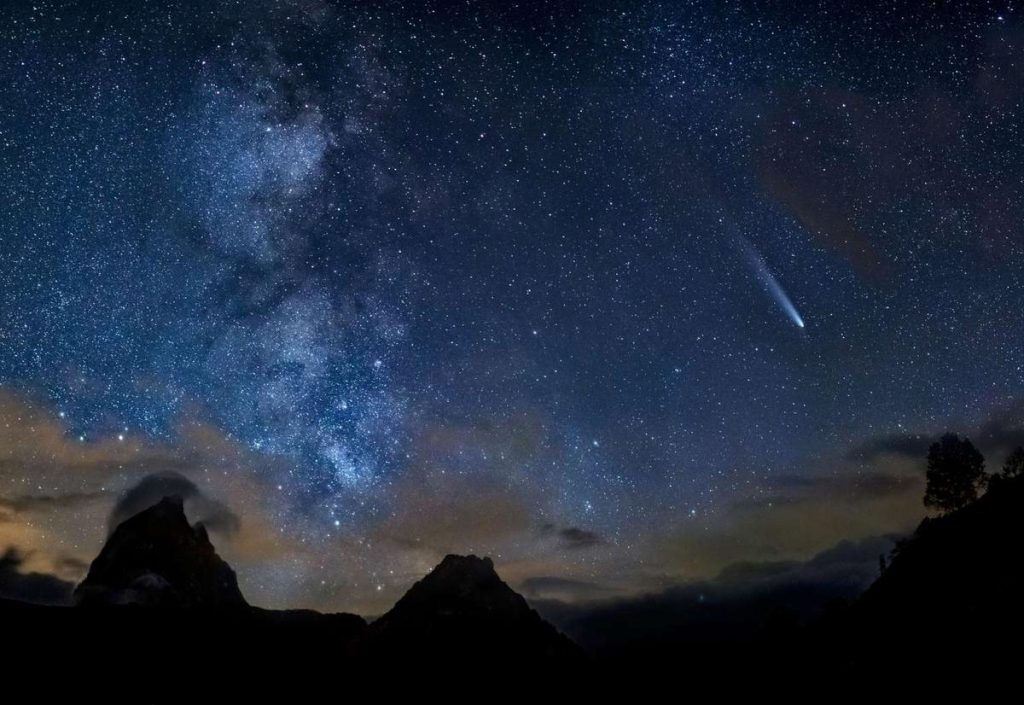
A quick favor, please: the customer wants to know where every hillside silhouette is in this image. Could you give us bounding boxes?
[810,471,1024,680]
[532,471,1024,690]
[4,473,1024,692]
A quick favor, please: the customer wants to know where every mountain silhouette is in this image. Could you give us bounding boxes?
[3,497,584,692]
[74,495,247,607]
[3,479,1024,690]
[359,554,585,666]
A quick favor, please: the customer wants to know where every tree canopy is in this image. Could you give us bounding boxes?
[1001,447,1024,479]
[923,433,986,513]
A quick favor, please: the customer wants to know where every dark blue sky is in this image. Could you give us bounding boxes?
[1,0,1022,611]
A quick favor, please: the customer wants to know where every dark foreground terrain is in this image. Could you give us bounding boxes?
[3,497,585,693]
[4,476,1024,694]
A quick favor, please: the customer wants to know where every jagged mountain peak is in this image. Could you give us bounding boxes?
[363,553,586,665]
[74,494,246,608]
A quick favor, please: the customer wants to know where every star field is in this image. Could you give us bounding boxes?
[1,0,1023,612]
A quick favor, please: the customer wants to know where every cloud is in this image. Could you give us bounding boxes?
[0,391,300,609]
[0,387,942,617]
[108,471,240,537]
[372,470,534,555]
[735,471,919,510]
[753,26,1024,280]
[645,452,924,590]
[0,547,75,605]
[0,390,201,480]
[713,534,900,592]
[367,414,565,560]
[846,434,934,462]
[54,555,90,580]
[537,534,900,657]
[558,527,604,550]
[539,523,605,550]
[317,412,634,614]
[849,399,1024,467]
[519,576,614,602]
[0,389,550,616]
[0,491,108,515]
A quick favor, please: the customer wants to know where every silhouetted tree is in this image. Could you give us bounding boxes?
[1001,447,1024,479]
[923,433,985,513]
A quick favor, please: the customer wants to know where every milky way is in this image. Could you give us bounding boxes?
[1,1,1023,612]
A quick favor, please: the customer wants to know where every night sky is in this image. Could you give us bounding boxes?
[2,0,1023,614]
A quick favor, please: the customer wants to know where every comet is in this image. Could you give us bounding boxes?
[738,236,805,329]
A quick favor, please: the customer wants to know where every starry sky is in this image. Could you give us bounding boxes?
[2,0,1023,614]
